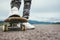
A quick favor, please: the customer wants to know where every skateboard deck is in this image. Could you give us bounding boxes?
[4,17,27,22]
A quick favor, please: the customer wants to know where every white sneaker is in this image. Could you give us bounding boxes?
[23,22,35,29]
[8,7,19,16]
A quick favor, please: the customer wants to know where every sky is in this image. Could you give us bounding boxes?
[0,0,60,22]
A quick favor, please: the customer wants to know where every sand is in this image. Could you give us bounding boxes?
[0,24,60,40]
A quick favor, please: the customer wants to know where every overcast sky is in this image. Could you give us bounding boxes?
[0,0,60,22]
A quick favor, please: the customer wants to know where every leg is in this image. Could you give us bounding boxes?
[11,0,21,10]
[22,0,35,29]
[9,0,21,16]
[23,0,32,19]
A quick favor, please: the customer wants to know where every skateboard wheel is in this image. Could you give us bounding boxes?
[3,24,8,32]
[21,24,25,31]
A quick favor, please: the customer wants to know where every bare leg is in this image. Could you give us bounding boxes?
[23,0,32,19]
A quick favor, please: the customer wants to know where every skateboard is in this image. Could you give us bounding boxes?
[3,15,27,31]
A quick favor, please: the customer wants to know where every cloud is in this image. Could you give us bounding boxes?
[29,12,60,22]
[31,0,60,12]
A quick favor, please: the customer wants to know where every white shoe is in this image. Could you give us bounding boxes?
[23,22,35,29]
[8,7,19,16]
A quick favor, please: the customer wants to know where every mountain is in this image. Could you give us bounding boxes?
[53,22,60,24]
[0,21,4,23]
[28,20,52,24]
[0,20,60,24]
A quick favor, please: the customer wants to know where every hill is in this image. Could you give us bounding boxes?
[28,20,52,24]
[0,20,60,24]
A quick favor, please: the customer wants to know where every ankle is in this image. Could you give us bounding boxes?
[23,16,29,19]
[11,7,18,12]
